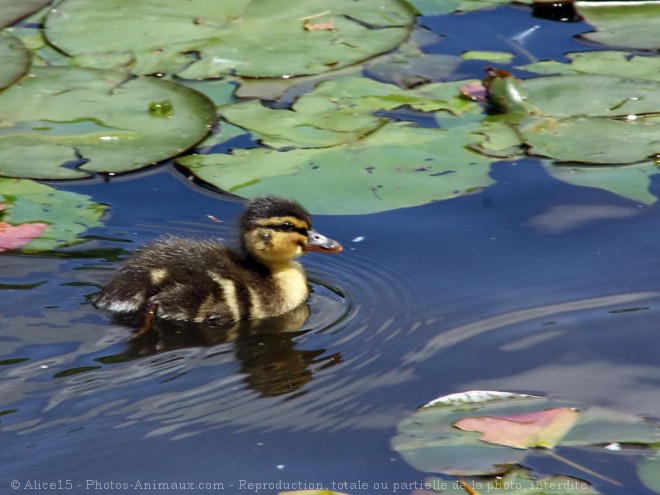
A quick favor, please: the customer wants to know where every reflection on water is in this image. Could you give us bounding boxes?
[101,303,343,398]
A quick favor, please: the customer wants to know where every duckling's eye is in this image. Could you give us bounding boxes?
[280,222,295,232]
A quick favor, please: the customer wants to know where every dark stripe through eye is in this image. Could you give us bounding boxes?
[270,222,307,236]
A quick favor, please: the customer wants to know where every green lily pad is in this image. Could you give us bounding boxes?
[0,66,216,179]
[520,74,660,118]
[409,0,521,16]
[0,34,31,90]
[521,116,660,165]
[179,121,494,215]
[545,162,660,206]
[45,0,415,78]
[0,0,51,28]
[0,178,106,251]
[391,390,660,476]
[463,50,514,63]
[639,453,660,494]
[521,51,660,82]
[578,3,660,50]
[221,77,468,150]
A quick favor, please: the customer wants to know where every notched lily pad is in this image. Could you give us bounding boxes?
[0,178,106,251]
[0,66,216,179]
[45,0,416,78]
[391,390,660,477]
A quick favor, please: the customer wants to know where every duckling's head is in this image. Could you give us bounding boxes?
[239,196,342,267]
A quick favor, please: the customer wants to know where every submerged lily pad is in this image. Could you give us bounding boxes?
[0,66,215,179]
[0,34,31,90]
[391,390,660,476]
[0,0,51,28]
[179,122,493,215]
[45,0,415,78]
[0,178,106,251]
[577,3,660,50]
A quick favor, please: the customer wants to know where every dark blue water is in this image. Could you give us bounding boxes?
[2,5,659,495]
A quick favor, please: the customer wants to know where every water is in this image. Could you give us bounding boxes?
[3,5,660,495]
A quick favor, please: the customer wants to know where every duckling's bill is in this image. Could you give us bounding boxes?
[304,229,342,253]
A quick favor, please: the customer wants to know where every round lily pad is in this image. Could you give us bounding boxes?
[45,0,415,78]
[392,390,660,477]
[0,34,31,90]
[0,66,216,179]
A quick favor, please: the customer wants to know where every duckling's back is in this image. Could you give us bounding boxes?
[92,235,308,325]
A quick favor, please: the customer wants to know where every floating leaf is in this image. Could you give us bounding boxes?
[521,116,660,165]
[45,0,415,78]
[220,76,481,151]
[0,66,215,179]
[521,51,660,82]
[454,407,579,449]
[0,222,47,252]
[463,51,514,63]
[391,390,660,476]
[545,162,660,206]
[179,122,494,215]
[0,34,31,90]
[638,453,660,495]
[0,0,51,28]
[0,178,105,251]
[577,3,660,50]
[520,74,660,118]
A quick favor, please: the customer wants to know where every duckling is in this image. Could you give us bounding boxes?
[92,196,342,329]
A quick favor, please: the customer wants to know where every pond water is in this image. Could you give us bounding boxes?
[2,4,660,495]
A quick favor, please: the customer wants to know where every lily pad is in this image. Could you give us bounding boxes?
[520,74,660,118]
[463,51,515,63]
[521,116,660,165]
[391,390,660,476]
[0,178,106,251]
[577,3,660,50]
[0,34,31,90]
[0,66,216,179]
[45,0,415,78]
[179,121,494,215]
[545,162,660,206]
[220,77,467,150]
[0,0,51,28]
[521,51,660,82]
[638,453,660,494]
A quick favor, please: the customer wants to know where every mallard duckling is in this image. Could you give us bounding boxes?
[92,196,342,329]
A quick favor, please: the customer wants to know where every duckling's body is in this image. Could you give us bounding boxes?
[92,196,341,327]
